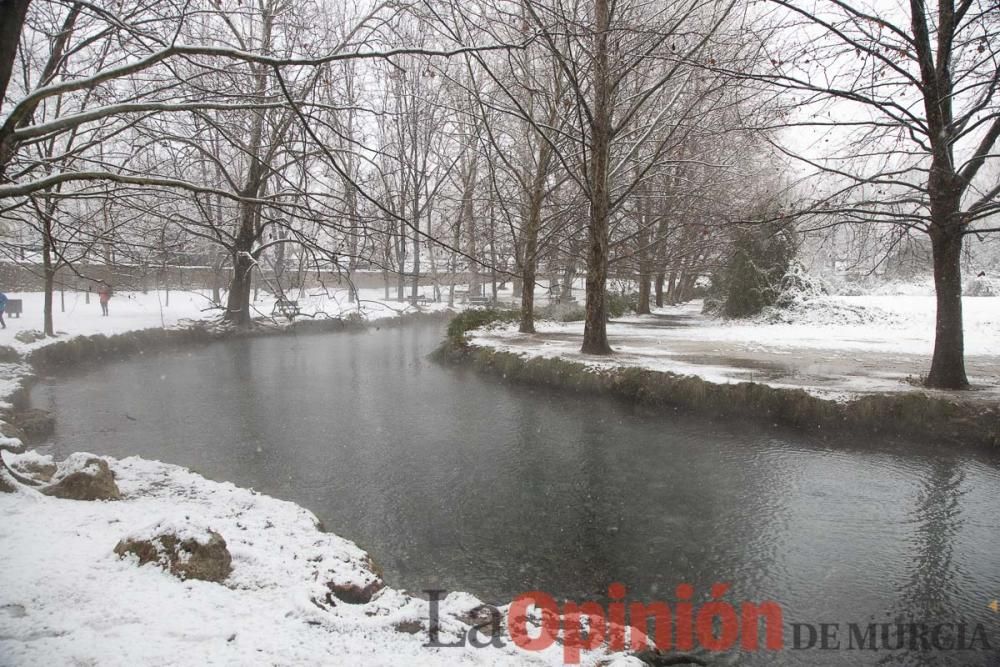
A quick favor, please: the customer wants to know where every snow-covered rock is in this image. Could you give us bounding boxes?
[114,518,232,583]
[41,452,121,501]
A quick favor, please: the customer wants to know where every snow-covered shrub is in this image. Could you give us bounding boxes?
[757,296,900,326]
[773,262,830,307]
[701,297,723,315]
[868,277,936,296]
[829,280,868,296]
[538,302,586,322]
[718,221,796,318]
[445,308,518,343]
[964,274,999,296]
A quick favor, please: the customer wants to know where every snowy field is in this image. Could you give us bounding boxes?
[0,287,455,353]
[470,295,1000,400]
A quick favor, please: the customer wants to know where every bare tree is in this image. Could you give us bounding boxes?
[738,0,1000,388]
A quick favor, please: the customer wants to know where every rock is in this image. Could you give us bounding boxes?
[633,649,708,666]
[325,578,384,605]
[9,409,55,443]
[10,458,56,483]
[14,330,45,344]
[42,454,120,501]
[0,421,27,442]
[115,527,232,583]
[0,467,16,493]
[394,619,423,634]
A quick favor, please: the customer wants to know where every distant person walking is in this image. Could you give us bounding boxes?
[0,292,7,329]
[98,284,112,316]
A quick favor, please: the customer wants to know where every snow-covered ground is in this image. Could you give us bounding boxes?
[0,288,456,354]
[470,295,1000,401]
[0,452,632,666]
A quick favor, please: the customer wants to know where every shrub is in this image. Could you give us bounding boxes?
[720,222,796,318]
[445,308,519,344]
[605,291,638,318]
[537,302,586,322]
[773,262,831,309]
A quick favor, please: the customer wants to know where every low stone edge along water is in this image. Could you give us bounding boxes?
[434,334,1000,450]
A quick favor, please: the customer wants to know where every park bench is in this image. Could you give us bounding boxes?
[408,294,431,305]
[5,299,22,318]
[272,298,300,321]
[468,295,494,307]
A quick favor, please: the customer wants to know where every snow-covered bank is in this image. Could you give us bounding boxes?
[0,288,456,417]
[0,451,630,665]
[0,288,456,355]
[470,296,1000,401]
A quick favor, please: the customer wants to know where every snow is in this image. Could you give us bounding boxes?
[470,295,1000,401]
[122,516,221,547]
[48,451,105,481]
[0,286,636,665]
[0,453,631,666]
[0,288,457,354]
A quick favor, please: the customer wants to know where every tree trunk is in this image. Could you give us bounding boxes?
[581,0,613,355]
[926,224,968,388]
[41,214,55,336]
[518,177,547,333]
[0,0,39,177]
[396,220,406,302]
[461,159,480,298]
[0,0,30,110]
[225,251,253,326]
[42,257,54,337]
[410,196,421,300]
[519,231,538,333]
[637,273,651,314]
[212,254,226,305]
[224,202,256,326]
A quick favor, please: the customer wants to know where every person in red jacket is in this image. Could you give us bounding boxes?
[98,283,112,316]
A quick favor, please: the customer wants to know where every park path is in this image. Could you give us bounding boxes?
[472,304,1000,402]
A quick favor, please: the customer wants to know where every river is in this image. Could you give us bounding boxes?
[29,321,1000,666]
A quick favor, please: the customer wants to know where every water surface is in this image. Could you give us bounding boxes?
[30,322,1000,665]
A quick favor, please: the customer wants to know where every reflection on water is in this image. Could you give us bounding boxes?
[30,323,1000,666]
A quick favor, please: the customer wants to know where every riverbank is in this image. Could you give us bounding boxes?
[440,301,1000,448]
[0,288,455,355]
[0,288,456,412]
[0,450,641,665]
[470,297,1000,401]
[2,294,645,665]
